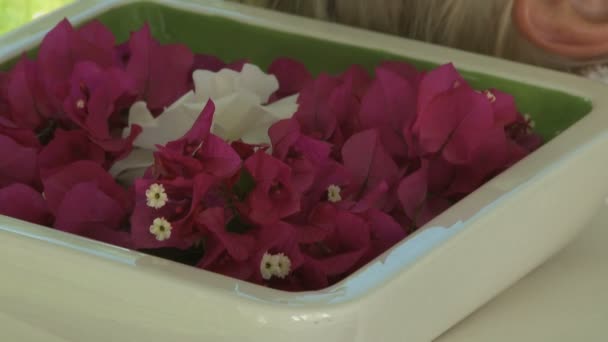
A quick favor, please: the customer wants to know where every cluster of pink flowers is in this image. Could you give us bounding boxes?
[0,19,541,291]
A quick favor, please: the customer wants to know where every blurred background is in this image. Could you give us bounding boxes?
[0,0,71,35]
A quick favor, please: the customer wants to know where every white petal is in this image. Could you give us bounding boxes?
[109,148,155,186]
[237,64,279,104]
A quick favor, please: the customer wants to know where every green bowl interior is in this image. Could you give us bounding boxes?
[3,1,592,141]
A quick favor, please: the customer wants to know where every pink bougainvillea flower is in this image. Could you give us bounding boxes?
[294,74,341,140]
[416,63,465,116]
[6,56,56,130]
[414,85,494,164]
[37,19,117,110]
[268,57,312,102]
[359,67,416,159]
[0,183,52,226]
[0,124,40,189]
[63,61,141,157]
[243,151,300,224]
[341,129,399,206]
[130,173,216,249]
[328,65,372,145]
[359,208,407,262]
[125,24,194,114]
[154,101,241,179]
[397,162,429,222]
[42,160,131,215]
[53,181,132,248]
[307,210,371,279]
[269,118,331,192]
[378,60,422,85]
[38,129,106,177]
[197,207,256,266]
[41,161,132,248]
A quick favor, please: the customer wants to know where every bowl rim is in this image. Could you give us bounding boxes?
[1,0,607,310]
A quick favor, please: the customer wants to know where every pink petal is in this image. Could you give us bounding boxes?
[359,67,415,158]
[0,183,51,226]
[0,134,39,188]
[42,160,130,215]
[38,129,106,177]
[268,57,312,101]
[397,163,428,220]
[126,24,194,113]
[198,207,255,261]
[341,129,399,200]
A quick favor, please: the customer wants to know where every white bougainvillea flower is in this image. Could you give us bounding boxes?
[114,63,298,183]
[125,63,298,148]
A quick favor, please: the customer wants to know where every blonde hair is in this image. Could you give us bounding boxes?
[233,0,599,73]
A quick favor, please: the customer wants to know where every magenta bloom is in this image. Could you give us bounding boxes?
[305,209,371,280]
[125,24,194,114]
[269,118,331,192]
[0,183,52,226]
[341,129,399,208]
[37,19,117,110]
[243,151,300,225]
[0,122,40,189]
[359,66,416,159]
[294,74,341,140]
[38,129,106,177]
[197,207,257,280]
[130,174,216,249]
[154,101,241,179]
[414,85,494,164]
[6,56,55,130]
[268,57,312,102]
[42,161,132,247]
[63,61,140,154]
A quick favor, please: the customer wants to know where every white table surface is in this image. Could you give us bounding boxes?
[437,206,608,341]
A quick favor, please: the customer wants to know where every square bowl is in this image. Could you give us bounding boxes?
[1,1,608,341]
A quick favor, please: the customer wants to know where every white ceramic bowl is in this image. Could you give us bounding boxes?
[2,1,608,341]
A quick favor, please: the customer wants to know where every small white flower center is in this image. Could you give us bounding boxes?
[146,183,168,209]
[76,99,86,109]
[327,184,342,203]
[271,253,292,279]
[260,252,275,280]
[523,114,536,129]
[149,217,172,241]
[260,252,292,280]
[483,90,496,103]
